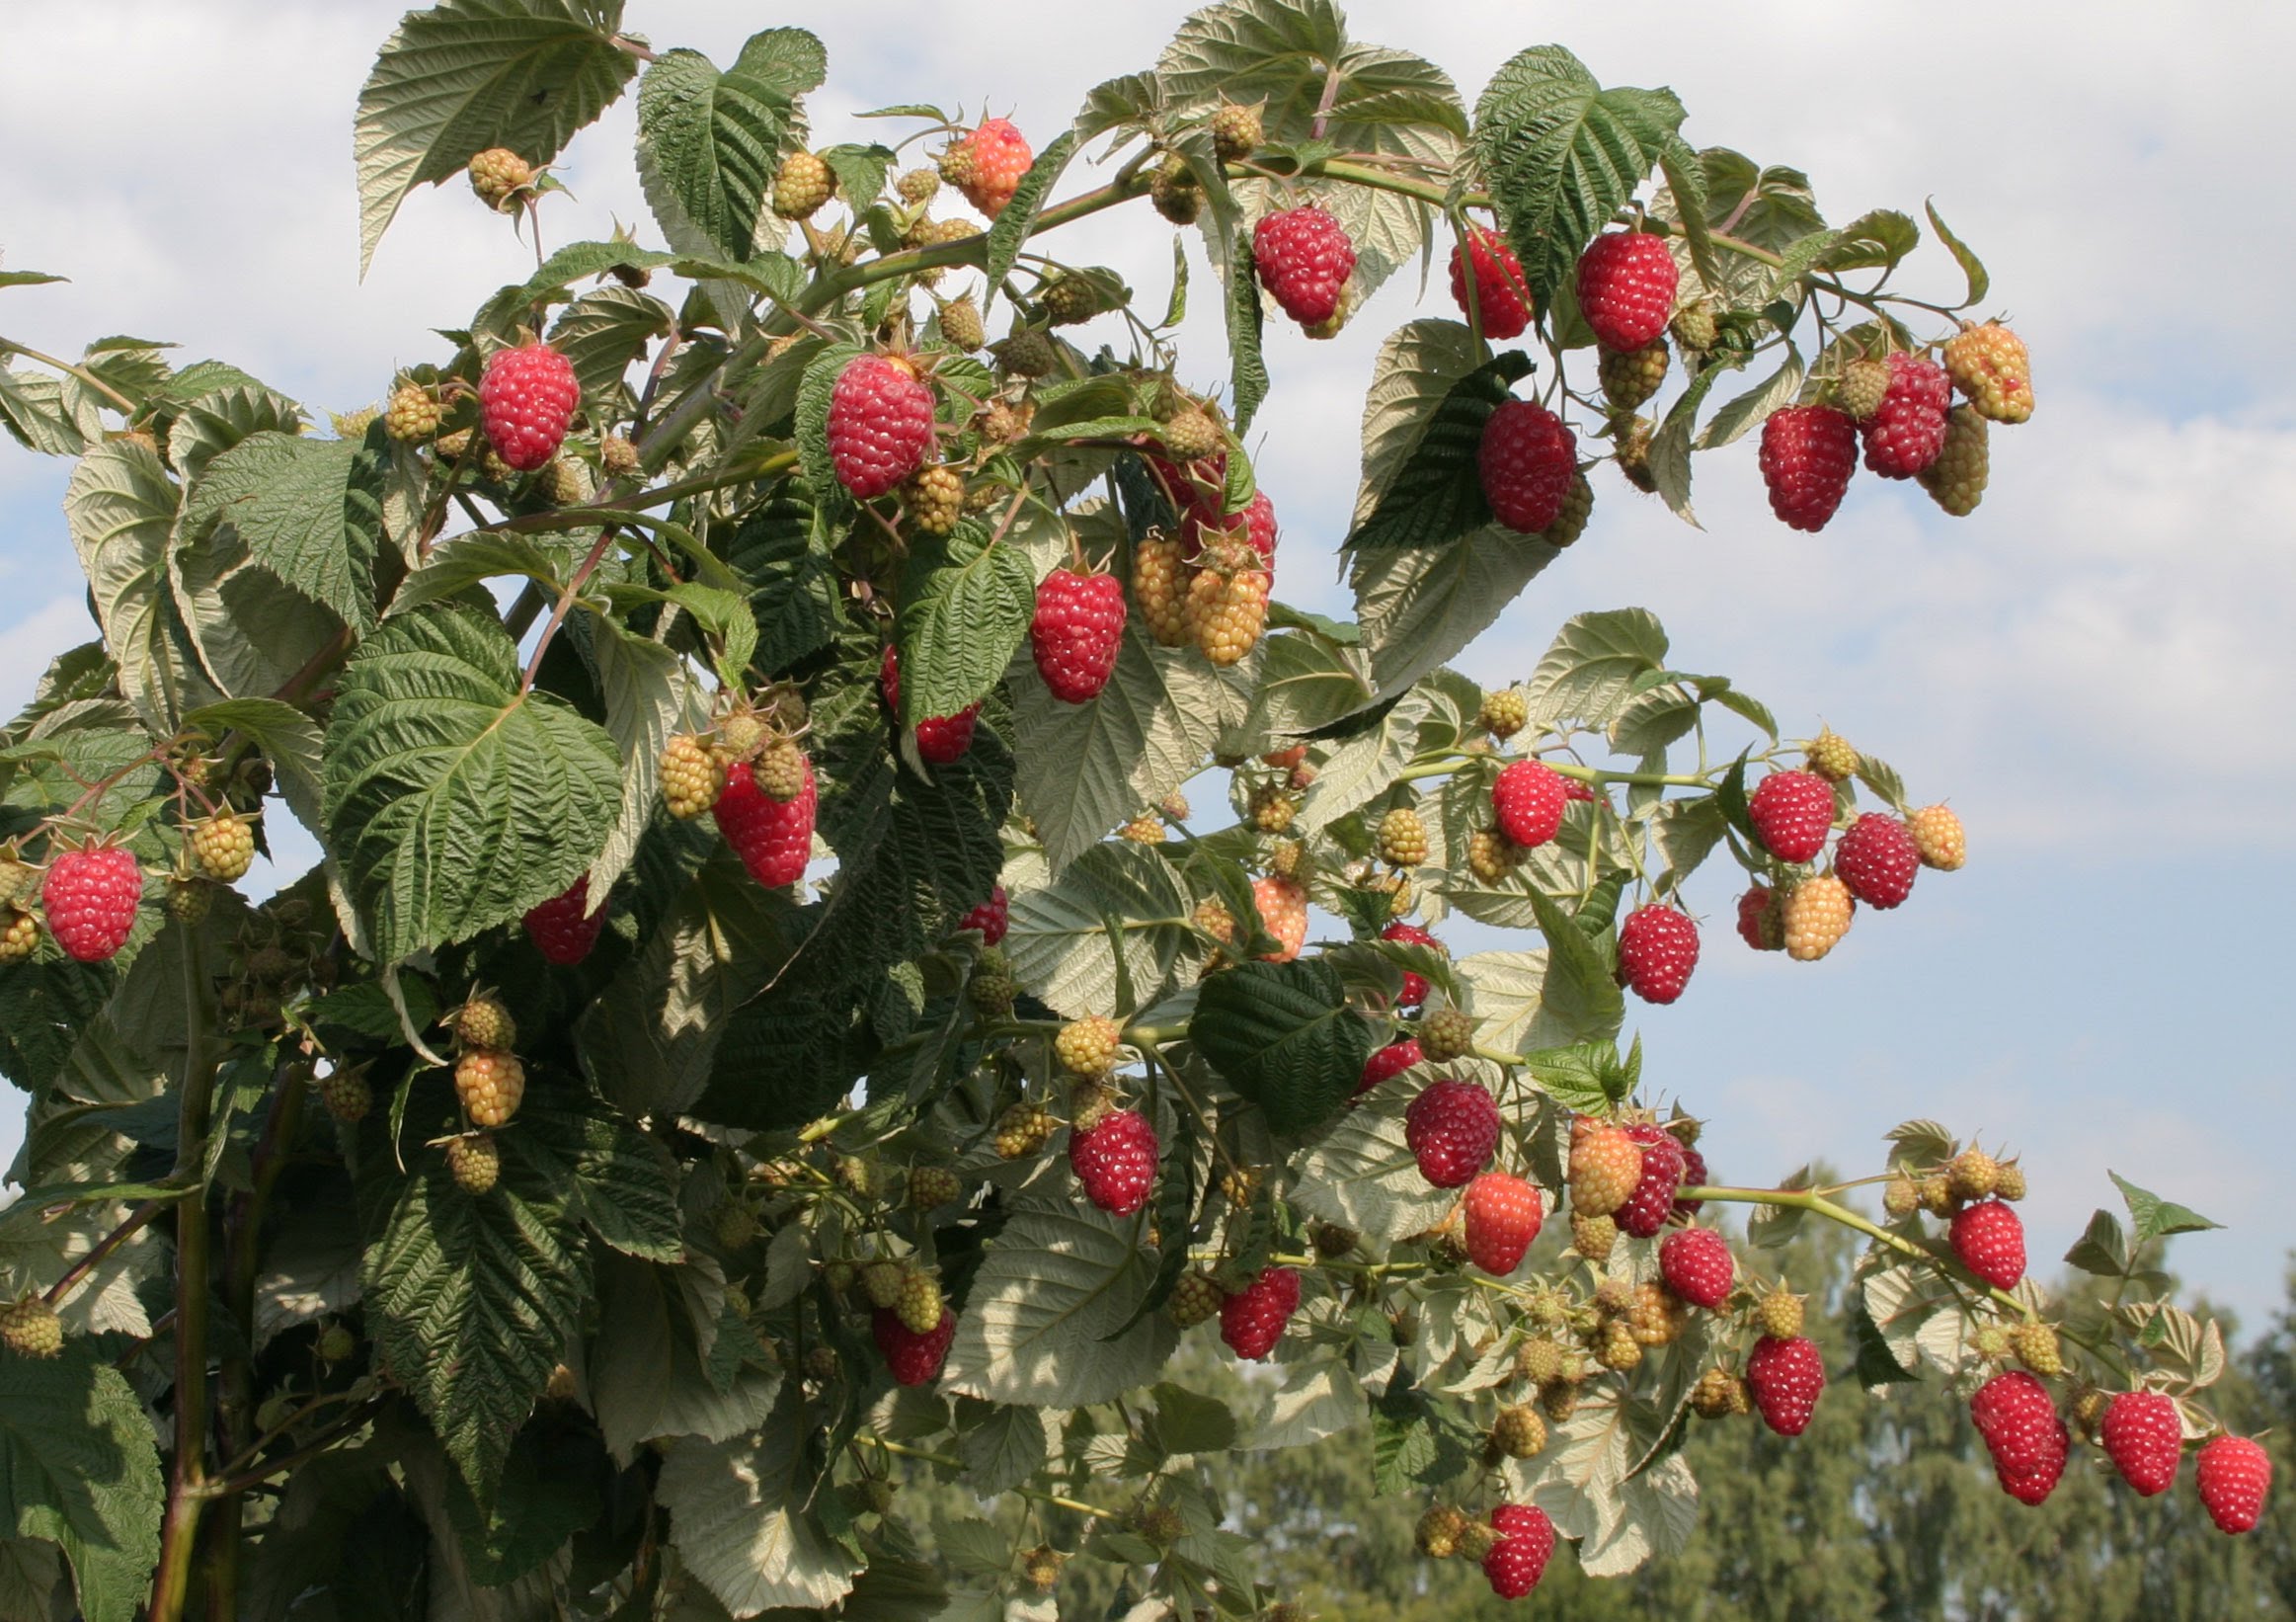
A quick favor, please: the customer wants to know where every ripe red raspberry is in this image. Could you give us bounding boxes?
[827,355,936,500]
[1403,1078,1501,1188]
[1463,1173,1543,1274]
[1030,568,1127,703]
[40,845,142,962]
[1835,813,1921,910]
[1250,875,1308,962]
[1617,905,1699,1005]
[1949,1198,2025,1289]
[1491,760,1567,850]
[943,118,1033,218]
[1758,405,1858,531]
[958,884,1008,944]
[522,874,604,965]
[1659,1227,1735,1310]
[1615,1122,1687,1239]
[1674,1141,1709,1218]
[1379,920,1444,1007]
[1747,770,1835,863]
[1970,1371,2070,1505]
[1574,231,1679,354]
[1481,1503,1556,1599]
[1735,883,1784,951]
[2195,1434,2272,1534]
[1069,1107,1159,1217]
[713,757,818,890]
[2100,1391,2183,1497]
[1477,400,1577,534]
[1252,206,1355,327]
[879,645,980,765]
[1449,225,1531,340]
[874,1305,956,1387]
[1358,1037,1422,1095]
[1860,352,1953,478]
[1219,1265,1301,1360]
[479,342,580,472]
[1746,1334,1826,1436]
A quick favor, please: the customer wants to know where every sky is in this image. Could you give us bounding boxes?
[1,2,2290,1330]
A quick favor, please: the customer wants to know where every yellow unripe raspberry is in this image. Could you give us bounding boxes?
[1378,806,1428,867]
[1941,321,2033,424]
[384,382,443,442]
[1907,804,1966,871]
[1184,541,1269,668]
[661,734,727,820]
[445,1132,501,1193]
[190,812,257,882]
[454,1048,525,1128]
[770,150,835,220]
[468,148,533,210]
[1055,1014,1122,1077]
[905,465,965,536]
[1134,533,1190,647]
[1804,728,1859,782]
[1781,875,1855,961]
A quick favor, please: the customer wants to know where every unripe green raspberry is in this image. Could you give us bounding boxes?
[540,457,588,508]
[970,949,1018,1018]
[1972,1325,2011,1359]
[600,434,640,477]
[0,1294,62,1358]
[384,382,443,442]
[771,150,835,220]
[993,1099,1053,1160]
[1804,728,1859,782]
[661,733,727,820]
[1039,274,1103,326]
[1310,1221,1358,1257]
[1157,405,1223,462]
[1541,475,1595,547]
[1120,809,1165,845]
[1134,1504,1184,1545]
[1489,1404,1546,1459]
[908,1166,962,1209]
[938,294,985,353]
[897,167,940,205]
[1515,1337,1565,1387]
[753,739,808,802]
[1919,1174,1955,1216]
[895,1265,944,1336]
[0,908,41,961]
[1148,152,1204,224]
[1837,357,1891,421]
[1218,1164,1262,1209]
[1454,1521,1500,1562]
[1917,403,1990,518]
[2010,1321,2063,1377]
[713,1199,759,1251]
[1754,1287,1804,1340]
[190,812,257,882]
[1948,1147,2001,1203]
[1414,1503,1469,1559]
[445,997,515,1058]
[805,1343,839,1382]
[446,1133,500,1194]
[862,1479,897,1515]
[1250,784,1297,835]
[990,327,1059,379]
[1599,340,1670,413]
[1209,102,1262,162]
[859,1259,905,1309]
[314,1065,371,1124]
[1614,416,1657,493]
[1055,1014,1122,1077]
[1269,839,1306,881]
[1882,1176,1920,1219]
[1570,1211,1619,1264]
[1993,1161,2026,1201]
[1542,1380,1581,1422]
[332,405,381,440]
[1478,688,1529,739]
[1022,1545,1066,1591]
[1419,1008,1475,1063]
[468,148,533,210]
[833,1156,881,1200]
[1691,1366,1750,1418]
[1596,1319,1642,1372]
[481,446,515,483]
[1167,1270,1223,1329]
[1670,303,1717,352]
[1378,807,1428,868]
[905,465,966,537]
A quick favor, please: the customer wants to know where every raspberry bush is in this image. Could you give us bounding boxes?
[0,3,2249,1618]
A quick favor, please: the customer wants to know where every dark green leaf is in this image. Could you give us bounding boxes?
[2110,1171,2223,1246]
[1224,229,1268,434]
[1190,959,1372,1137]
[982,130,1078,315]
[0,1352,163,1622]
[1342,353,1531,552]
[634,31,825,261]
[2064,1209,2129,1278]
[1525,887,1623,1043]
[897,526,1034,726]
[1924,200,1989,308]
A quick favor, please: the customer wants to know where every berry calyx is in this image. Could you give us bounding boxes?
[1031,567,1128,703]
[1463,1173,1544,1274]
[1747,770,1836,862]
[1069,1107,1159,1216]
[1617,904,1700,1005]
[1478,399,1577,534]
[1403,1078,1501,1188]
[2195,1434,2272,1534]
[1491,759,1568,850]
[1659,1228,1736,1310]
[2099,1391,2183,1497]
[1574,231,1679,354]
[478,342,580,472]
[1746,1335,1826,1436]
[1758,405,1858,531]
[40,844,142,963]
[827,355,937,500]
[523,874,605,965]
[1252,206,1355,328]
[1219,1265,1301,1361]
[1449,225,1531,340]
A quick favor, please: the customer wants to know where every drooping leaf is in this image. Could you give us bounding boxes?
[322,604,622,962]
[896,525,1034,727]
[182,430,384,629]
[164,382,305,484]
[1003,845,1198,1019]
[356,0,639,275]
[1190,959,1371,1137]
[983,131,1079,315]
[634,31,826,262]
[656,1383,863,1614]
[1341,353,1532,552]
[0,1352,164,1622]
[62,441,214,735]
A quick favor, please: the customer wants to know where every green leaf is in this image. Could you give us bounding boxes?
[182,431,383,629]
[589,616,704,900]
[0,271,65,290]
[957,1404,1048,1496]
[1471,46,1687,313]
[1644,356,1729,524]
[1525,887,1624,1043]
[896,526,1034,726]
[1147,1383,1239,1457]
[1653,149,1824,315]
[185,696,324,837]
[634,31,825,262]
[1290,1095,1453,1246]
[817,142,893,214]
[1223,228,1269,435]
[724,489,842,676]
[657,1384,861,1614]
[2064,1209,2129,1278]
[1190,959,1371,1137]
[355,0,639,276]
[1341,353,1531,552]
[363,1126,594,1497]
[1522,1041,1617,1113]
[1924,200,1989,308]
[1525,609,1669,729]
[2109,1171,2223,1246]
[1004,845,1197,1019]
[62,441,214,734]
[389,531,571,618]
[0,366,94,455]
[0,1352,163,1622]
[547,284,675,412]
[1352,529,1553,703]
[1696,348,1803,450]
[590,1254,782,1461]
[164,382,305,484]
[1819,207,1921,275]
[941,1193,1179,1409]
[323,604,622,962]
[983,131,1079,315]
